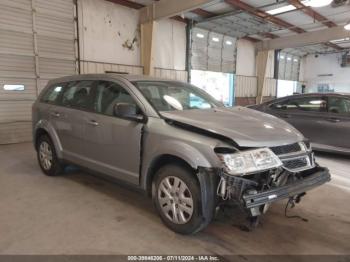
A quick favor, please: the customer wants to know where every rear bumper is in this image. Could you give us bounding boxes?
[242,167,331,209]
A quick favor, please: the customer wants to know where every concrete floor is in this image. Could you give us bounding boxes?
[0,143,349,255]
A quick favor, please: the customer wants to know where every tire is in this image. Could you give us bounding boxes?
[153,164,210,234]
[36,134,64,176]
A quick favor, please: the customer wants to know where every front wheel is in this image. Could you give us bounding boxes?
[153,164,209,234]
[37,135,64,176]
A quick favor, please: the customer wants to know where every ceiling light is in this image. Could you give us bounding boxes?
[196,33,205,38]
[280,55,285,60]
[302,0,333,7]
[287,57,292,61]
[345,22,350,31]
[225,40,233,45]
[294,58,298,62]
[267,5,296,15]
[212,37,220,42]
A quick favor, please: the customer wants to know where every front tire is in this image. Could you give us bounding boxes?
[153,164,209,234]
[37,135,63,176]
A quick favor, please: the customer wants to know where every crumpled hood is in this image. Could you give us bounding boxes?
[161,107,304,147]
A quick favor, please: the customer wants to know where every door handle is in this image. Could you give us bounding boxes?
[50,112,60,118]
[327,118,340,123]
[87,120,99,126]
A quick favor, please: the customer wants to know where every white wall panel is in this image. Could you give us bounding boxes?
[154,19,186,70]
[78,0,141,66]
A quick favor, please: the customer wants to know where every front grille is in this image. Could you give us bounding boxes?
[283,158,309,171]
[270,143,302,156]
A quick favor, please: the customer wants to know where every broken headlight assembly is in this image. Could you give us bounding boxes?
[217,148,283,176]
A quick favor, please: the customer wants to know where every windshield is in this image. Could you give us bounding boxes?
[132,81,222,112]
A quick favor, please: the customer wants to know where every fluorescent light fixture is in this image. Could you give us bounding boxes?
[3,84,25,91]
[294,58,298,62]
[302,0,333,7]
[267,5,296,15]
[225,40,233,45]
[280,55,285,60]
[345,22,350,31]
[267,0,332,15]
[212,37,220,42]
[287,57,292,61]
[196,33,205,38]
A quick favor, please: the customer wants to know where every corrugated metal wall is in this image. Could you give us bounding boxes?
[154,68,188,82]
[235,75,277,98]
[0,0,77,144]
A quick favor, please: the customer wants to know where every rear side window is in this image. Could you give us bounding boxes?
[41,84,65,104]
[328,97,350,115]
[61,81,96,110]
[271,97,327,112]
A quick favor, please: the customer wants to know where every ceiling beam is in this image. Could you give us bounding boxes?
[139,0,215,23]
[242,36,261,43]
[288,0,337,28]
[257,26,350,51]
[191,8,216,18]
[225,0,343,51]
[105,0,187,23]
[225,0,306,34]
[287,0,342,50]
[105,0,144,9]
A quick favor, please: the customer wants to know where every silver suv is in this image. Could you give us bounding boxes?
[32,74,331,234]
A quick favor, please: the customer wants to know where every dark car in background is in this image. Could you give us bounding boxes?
[249,93,350,154]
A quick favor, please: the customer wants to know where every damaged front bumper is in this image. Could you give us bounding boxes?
[242,166,331,209]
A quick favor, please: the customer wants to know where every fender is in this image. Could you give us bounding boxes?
[140,138,219,191]
[34,120,63,159]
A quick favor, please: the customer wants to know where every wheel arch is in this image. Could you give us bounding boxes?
[34,121,63,159]
[145,154,198,196]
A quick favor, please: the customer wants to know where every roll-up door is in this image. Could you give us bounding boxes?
[191,27,237,74]
[0,0,77,144]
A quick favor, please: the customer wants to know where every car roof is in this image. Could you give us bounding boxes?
[269,92,350,103]
[47,73,180,85]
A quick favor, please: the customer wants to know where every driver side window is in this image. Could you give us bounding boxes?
[94,81,138,117]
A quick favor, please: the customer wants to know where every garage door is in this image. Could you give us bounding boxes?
[0,0,77,144]
[191,27,237,73]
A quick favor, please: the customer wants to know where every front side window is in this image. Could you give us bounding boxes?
[94,81,138,116]
[61,81,95,110]
[41,84,65,104]
[132,81,221,112]
[328,96,350,115]
[271,97,326,112]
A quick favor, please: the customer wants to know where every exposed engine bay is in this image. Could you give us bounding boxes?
[215,142,331,218]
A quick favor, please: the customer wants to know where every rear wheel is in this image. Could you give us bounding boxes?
[37,135,63,176]
[153,164,209,234]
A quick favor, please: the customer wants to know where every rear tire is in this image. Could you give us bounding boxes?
[153,164,210,234]
[37,135,63,176]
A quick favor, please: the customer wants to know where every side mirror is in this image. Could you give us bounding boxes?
[113,103,144,122]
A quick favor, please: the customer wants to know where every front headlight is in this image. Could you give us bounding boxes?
[217,148,283,176]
